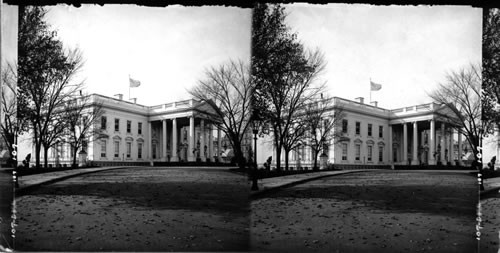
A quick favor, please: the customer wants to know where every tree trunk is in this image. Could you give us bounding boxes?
[275,143,281,172]
[34,128,41,168]
[43,145,49,169]
[284,149,290,171]
[35,141,41,169]
[72,145,78,168]
[313,149,319,171]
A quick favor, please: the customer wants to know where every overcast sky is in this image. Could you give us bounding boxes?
[45,4,251,106]
[44,4,481,109]
[285,4,482,109]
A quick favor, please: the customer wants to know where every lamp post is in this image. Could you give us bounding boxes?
[251,120,260,191]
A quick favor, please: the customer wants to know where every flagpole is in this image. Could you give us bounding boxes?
[369,78,372,103]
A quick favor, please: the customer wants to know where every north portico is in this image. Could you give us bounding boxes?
[388,103,463,166]
[147,102,222,163]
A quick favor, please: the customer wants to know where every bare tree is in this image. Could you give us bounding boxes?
[302,96,345,170]
[429,63,482,161]
[19,6,85,168]
[189,60,253,169]
[0,63,20,166]
[62,94,104,168]
[258,48,327,171]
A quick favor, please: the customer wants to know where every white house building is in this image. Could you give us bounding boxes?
[255,96,466,170]
[18,93,227,167]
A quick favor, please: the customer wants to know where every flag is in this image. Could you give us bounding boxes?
[370,80,382,91]
[129,77,141,88]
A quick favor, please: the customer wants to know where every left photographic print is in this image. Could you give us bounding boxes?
[8,4,252,252]
[0,3,19,252]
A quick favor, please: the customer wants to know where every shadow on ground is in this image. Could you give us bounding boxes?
[265,171,477,219]
[24,181,250,216]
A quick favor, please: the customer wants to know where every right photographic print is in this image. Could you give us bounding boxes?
[250,3,482,252]
[481,7,500,253]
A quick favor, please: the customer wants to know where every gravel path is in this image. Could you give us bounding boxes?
[251,170,477,252]
[15,167,250,251]
[480,190,500,253]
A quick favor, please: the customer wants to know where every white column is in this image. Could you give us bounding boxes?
[209,124,214,162]
[403,123,408,165]
[200,119,206,162]
[188,116,195,162]
[162,119,167,161]
[429,119,436,165]
[148,121,152,160]
[458,130,462,166]
[388,125,393,167]
[412,121,418,165]
[171,118,178,162]
[450,129,455,165]
[217,127,222,163]
[441,122,446,165]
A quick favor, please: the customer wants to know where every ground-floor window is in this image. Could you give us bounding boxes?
[152,144,157,159]
[379,146,383,162]
[114,141,120,158]
[101,140,106,158]
[342,143,348,160]
[138,143,143,159]
[126,142,131,158]
[355,144,361,161]
[367,145,372,162]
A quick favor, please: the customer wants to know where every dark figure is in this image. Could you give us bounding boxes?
[264,156,272,171]
[22,153,31,168]
[488,156,496,170]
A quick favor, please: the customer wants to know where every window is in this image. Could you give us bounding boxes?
[138,122,142,135]
[342,119,348,133]
[101,116,107,130]
[368,124,372,137]
[367,145,372,161]
[379,146,383,162]
[379,126,383,138]
[342,143,348,160]
[114,141,119,158]
[126,142,131,158]
[355,122,361,135]
[138,143,143,159]
[127,120,131,133]
[100,140,106,158]
[114,118,120,132]
[355,144,361,161]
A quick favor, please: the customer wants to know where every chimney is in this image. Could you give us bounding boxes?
[370,101,378,107]
[114,94,123,100]
[130,98,137,104]
[355,97,364,104]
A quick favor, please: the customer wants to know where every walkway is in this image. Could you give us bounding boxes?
[250,169,378,198]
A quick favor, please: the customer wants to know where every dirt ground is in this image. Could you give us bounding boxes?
[251,170,478,253]
[14,167,250,251]
[480,190,500,253]
[0,170,14,251]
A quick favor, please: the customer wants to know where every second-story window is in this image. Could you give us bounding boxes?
[127,120,131,133]
[342,119,348,133]
[138,122,142,135]
[379,125,383,138]
[101,116,107,130]
[355,122,361,135]
[115,118,120,132]
[368,124,372,137]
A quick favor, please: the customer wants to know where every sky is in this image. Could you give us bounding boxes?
[44,4,252,106]
[43,4,481,109]
[284,4,482,109]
